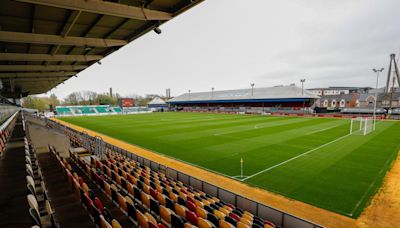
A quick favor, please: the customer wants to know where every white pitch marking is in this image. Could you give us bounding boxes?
[349,152,393,216]
[242,132,355,181]
[307,125,339,135]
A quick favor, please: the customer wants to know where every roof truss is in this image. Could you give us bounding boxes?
[16,0,172,21]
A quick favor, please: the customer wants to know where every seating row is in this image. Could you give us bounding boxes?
[0,112,18,157]
[69,147,275,228]
[25,137,57,228]
[48,145,123,228]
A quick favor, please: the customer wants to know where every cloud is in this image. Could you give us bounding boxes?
[49,0,400,99]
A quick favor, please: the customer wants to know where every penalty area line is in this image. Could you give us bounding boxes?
[241,133,354,181]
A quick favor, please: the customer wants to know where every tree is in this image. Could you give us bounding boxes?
[22,95,60,112]
[96,94,117,105]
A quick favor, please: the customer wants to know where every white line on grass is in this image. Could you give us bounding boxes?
[349,151,395,216]
[242,133,354,181]
[307,125,339,135]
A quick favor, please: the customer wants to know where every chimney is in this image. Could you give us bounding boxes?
[110,88,113,97]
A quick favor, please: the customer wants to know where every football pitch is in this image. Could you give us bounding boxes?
[59,112,400,218]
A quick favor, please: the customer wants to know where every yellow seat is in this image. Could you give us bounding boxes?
[157,192,166,206]
[194,200,204,208]
[81,183,90,193]
[145,212,157,226]
[159,205,172,225]
[100,215,112,228]
[240,218,252,226]
[110,184,118,193]
[174,203,186,218]
[117,193,127,212]
[237,221,251,228]
[136,210,148,228]
[196,207,207,219]
[127,183,135,196]
[104,182,112,197]
[142,184,150,194]
[125,195,134,205]
[243,211,253,218]
[198,217,213,228]
[219,220,235,228]
[141,191,151,210]
[214,210,225,220]
[169,192,178,202]
[115,174,121,186]
[219,207,230,215]
[184,223,197,228]
[111,219,122,228]
[242,213,253,221]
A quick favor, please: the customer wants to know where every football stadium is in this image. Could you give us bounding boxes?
[1,1,400,228]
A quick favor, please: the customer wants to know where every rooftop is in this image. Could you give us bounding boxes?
[168,85,319,103]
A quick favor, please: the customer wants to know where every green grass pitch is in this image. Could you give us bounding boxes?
[59,112,400,218]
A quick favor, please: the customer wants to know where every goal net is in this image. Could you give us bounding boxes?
[349,117,374,135]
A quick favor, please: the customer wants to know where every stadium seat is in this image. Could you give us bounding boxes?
[237,221,251,228]
[111,219,122,228]
[159,205,172,226]
[117,193,127,213]
[197,217,214,228]
[207,213,219,227]
[195,207,207,219]
[100,215,112,228]
[174,203,187,218]
[137,210,149,228]
[220,220,235,228]
[145,212,158,226]
[185,210,198,225]
[214,210,225,220]
[29,207,41,227]
[171,213,184,228]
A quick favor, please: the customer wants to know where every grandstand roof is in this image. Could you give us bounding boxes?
[148,96,166,105]
[168,85,319,103]
[0,0,203,98]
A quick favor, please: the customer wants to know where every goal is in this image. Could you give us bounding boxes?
[349,117,374,135]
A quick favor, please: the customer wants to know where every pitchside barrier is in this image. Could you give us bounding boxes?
[44,116,322,228]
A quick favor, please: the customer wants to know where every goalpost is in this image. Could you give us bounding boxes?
[349,117,374,135]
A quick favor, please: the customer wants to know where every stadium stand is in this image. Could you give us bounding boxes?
[25,137,57,228]
[55,105,151,116]
[168,85,319,114]
[59,133,278,228]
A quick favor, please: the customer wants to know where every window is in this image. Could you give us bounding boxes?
[331,99,337,107]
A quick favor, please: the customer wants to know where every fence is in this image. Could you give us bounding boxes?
[46,117,323,228]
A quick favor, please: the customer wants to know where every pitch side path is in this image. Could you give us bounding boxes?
[57,113,400,220]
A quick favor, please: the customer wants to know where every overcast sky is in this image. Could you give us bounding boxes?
[46,0,400,99]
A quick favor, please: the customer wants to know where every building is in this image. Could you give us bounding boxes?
[168,85,319,114]
[147,97,168,111]
[308,86,372,96]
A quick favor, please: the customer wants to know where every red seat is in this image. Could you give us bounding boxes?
[186,201,197,212]
[229,212,240,222]
[150,188,158,199]
[126,174,134,183]
[264,220,276,227]
[78,177,84,186]
[186,210,198,225]
[94,197,104,214]
[187,197,195,203]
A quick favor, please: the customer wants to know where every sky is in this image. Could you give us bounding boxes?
[46,0,400,99]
